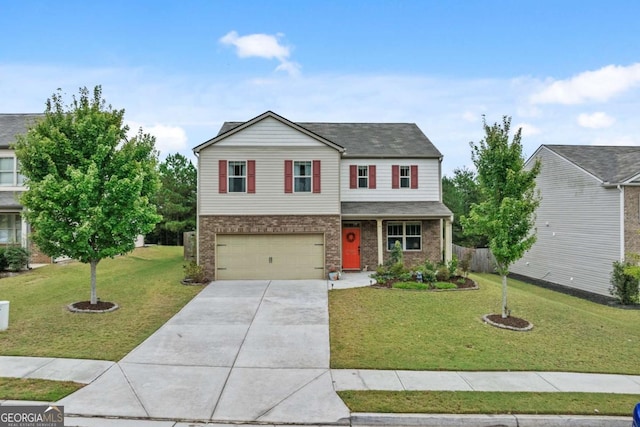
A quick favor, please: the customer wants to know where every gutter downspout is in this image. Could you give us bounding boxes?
[618,185,624,261]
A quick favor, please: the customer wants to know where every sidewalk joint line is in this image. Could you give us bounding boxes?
[394,370,407,391]
[117,362,150,418]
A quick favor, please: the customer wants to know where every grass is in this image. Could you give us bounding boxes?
[0,246,201,361]
[330,273,640,374]
[339,391,639,416]
[0,377,83,401]
[392,281,458,290]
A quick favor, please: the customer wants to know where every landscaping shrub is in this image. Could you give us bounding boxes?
[183,261,206,283]
[0,247,8,271]
[436,264,450,281]
[4,246,29,271]
[611,260,640,305]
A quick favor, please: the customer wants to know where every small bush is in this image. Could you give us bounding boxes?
[459,249,473,278]
[0,247,8,271]
[183,261,206,283]
[611,260,640,305]
[436,264,450,281]
[390,240,403,265]
[4,246,29,271]
[393,281,429,290]
[447,255,459,277]
[434,281,458,290]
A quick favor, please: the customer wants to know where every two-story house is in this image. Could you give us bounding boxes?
[194,111,453,280]
[0,113,50,264]
[511,144,640,297]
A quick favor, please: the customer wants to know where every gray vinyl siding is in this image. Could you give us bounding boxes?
[511,147,621,296]
[198,146,341,215]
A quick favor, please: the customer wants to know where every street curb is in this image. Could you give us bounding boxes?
[351,412,632,427]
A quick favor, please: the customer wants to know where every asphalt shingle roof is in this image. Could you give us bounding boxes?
[0,114,43,149]
[341,201,452,218]
[0,192,23,209]
[544,145,640,184]
[218,120,442,158]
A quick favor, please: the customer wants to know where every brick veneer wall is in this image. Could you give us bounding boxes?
[199,215,341,280]
[624,186,640,255]
[350,219,442,270]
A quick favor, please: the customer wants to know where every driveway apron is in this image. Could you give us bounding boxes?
[58,280,350,424]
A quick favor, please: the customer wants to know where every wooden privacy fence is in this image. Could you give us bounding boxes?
[453,244,495,273]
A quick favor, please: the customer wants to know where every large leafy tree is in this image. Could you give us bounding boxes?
[442,167,487,248]
[151,153,196,245]
[462,116,540,318]
[14,86,161,305]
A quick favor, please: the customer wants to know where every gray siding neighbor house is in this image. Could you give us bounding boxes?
[0,113,51,263]
[194,111,453,281]
[511,144,640,297]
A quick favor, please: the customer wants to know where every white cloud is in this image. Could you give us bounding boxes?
[514,122,541,137]
[531,63,640,105]
[127,121,188,157]
[462,111,478,122]
[577,112,615,129]
[220,31,301,76]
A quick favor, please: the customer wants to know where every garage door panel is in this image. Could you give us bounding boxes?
[217,234,325,280]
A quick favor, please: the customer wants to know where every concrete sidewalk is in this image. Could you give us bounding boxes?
[3,356,640,394]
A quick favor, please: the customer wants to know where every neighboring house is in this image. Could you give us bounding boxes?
[194,111,453,280]
[511,144,640,297]
[0,113,51,263]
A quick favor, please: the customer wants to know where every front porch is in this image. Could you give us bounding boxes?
[340,201,453,271]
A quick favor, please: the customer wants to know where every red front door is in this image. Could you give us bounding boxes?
[342,228,361,270]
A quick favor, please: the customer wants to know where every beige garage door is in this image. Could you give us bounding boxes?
[216,234,325,280]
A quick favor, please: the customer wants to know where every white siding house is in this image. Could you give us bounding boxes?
[511,145,640,297]
[194,111,453,281]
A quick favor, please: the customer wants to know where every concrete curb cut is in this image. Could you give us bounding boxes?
[351,412,633,427]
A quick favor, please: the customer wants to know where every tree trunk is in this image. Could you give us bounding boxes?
[501,273,508,318]
[90,259,98,305]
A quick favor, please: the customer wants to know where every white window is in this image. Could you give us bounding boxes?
[228,161,246,193]
[399,166,411,188]
[387,222,422,251]
[294,161,312,192]
[358,166,368,188]
[0,158,23,186]
[0,214,22,244]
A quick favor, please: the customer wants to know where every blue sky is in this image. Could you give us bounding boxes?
[2,0,639,175]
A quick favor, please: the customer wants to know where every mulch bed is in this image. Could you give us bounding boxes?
[375,276,477,290]
[483,313,533,331]
[67,300,119,313]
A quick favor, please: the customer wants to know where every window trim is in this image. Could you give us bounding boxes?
[293,160,312,193]
[228,160,247,193]
[386,221,422,251]
[357,165,368,188]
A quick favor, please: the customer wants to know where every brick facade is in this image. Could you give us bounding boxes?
[624,186,640,255]
[343,219,442,270]
[199,215,341,280]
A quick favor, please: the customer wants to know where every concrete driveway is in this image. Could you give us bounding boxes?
[59,280,350,424]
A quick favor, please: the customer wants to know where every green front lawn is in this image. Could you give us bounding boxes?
[0,246,201,361]
[0,378,83,401]
[339,391,639,416]
[330,273,640,373]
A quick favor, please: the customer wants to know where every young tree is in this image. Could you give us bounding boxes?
[151,153,197,245]
[442,167,488,248]
[462,116,540,318]
[14,86,161,305]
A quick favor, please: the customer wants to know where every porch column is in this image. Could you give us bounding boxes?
[376,218,384,266]
[444,217,453,262]
[20,217,28,249]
